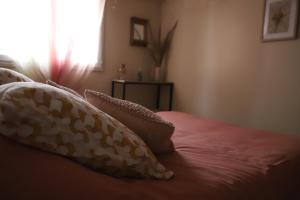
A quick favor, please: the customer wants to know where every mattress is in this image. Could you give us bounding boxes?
[1,111,300,200]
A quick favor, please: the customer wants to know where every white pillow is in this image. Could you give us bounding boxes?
[0,67,33,85]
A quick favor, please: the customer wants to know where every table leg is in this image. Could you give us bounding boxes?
[169,84,173,111]
[122,83,126,100]
[111,81,115,97]
[156,85,161,110]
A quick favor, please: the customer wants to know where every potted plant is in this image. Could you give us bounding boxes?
[148,21,178,81]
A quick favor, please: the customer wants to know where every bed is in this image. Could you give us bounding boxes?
[1,111,300,200]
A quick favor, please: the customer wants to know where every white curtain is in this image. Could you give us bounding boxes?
[0,0,106,81]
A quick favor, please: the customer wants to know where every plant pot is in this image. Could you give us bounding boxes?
[154,67,161,82]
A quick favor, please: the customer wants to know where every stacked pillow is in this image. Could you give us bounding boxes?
[0,55,18,69]
[0,67,33,85]
[84,90,175,154]
[0,69,174,179]
[0,82,174,179]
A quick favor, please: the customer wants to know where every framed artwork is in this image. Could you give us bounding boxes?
[262,0,299,41]
[130,17,148,47]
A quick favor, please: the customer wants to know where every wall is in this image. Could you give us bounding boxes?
[161,0,300,134]
[83,0,161,108]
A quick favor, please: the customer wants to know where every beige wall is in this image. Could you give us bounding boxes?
[162,0,300,134]
[82,0,161,107]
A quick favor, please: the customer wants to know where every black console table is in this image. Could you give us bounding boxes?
[111,80,174,111]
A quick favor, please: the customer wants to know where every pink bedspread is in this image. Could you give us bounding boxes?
[1,111,300,200]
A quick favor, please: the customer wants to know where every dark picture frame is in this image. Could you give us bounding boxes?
[130,17,148,47]
[262,0,299,42]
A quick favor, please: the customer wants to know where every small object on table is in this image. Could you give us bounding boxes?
[153,66,161,82]
[118,64,127,80]
[137,67,143,81]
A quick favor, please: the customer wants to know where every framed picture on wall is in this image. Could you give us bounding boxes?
[262,0,299,42]
[130,17,148,47]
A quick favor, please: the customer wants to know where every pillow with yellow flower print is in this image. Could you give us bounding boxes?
[0,67,33,85]
[0,82,174,180]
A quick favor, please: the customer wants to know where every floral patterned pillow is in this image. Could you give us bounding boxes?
[0,67,33,85]
[0,82,174,180]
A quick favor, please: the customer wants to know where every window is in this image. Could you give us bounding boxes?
[0,0,106,78]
